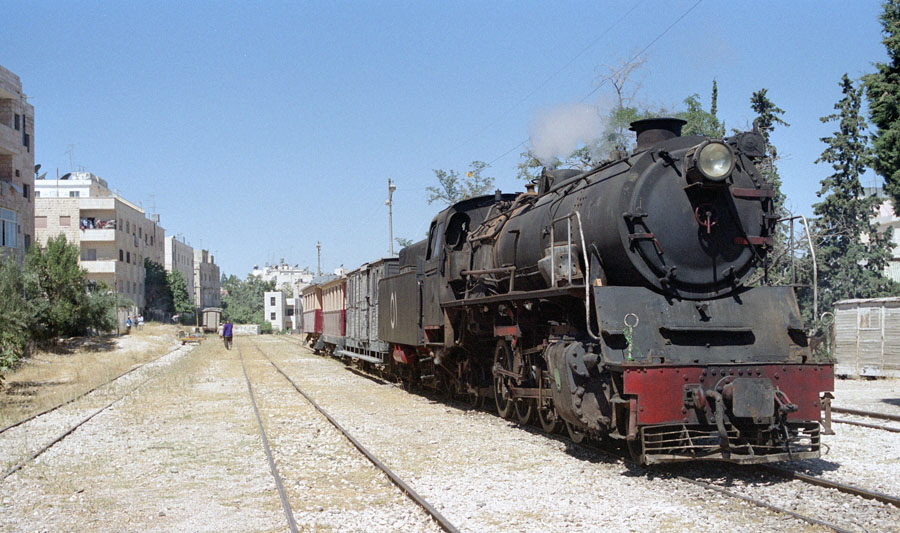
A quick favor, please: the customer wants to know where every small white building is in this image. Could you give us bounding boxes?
[872,193,900,282]
[252,261,314,293]
[264,290,298,332]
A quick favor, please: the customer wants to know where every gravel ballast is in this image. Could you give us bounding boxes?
[0,334,897,532]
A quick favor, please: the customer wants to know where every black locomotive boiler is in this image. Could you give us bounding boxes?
[368,118,834,464]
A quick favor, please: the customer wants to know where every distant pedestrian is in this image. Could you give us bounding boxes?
[137,315,144,330]
[222,319,234,350]
[125,316,132,334]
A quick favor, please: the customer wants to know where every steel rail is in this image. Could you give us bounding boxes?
[1,374,154,481]
[758,464,900,508]
[674,475,853,533]
[285,336,866,532]
[236,345,299,533]
[831,406,900,423]
[0,345,179,435]
[251,342,461,533]
[832,418,900,433]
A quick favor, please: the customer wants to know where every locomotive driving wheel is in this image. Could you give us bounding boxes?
[538,403,561,433]
[493,340,515,419]
[565,421,587,444]
[514,398,535,424]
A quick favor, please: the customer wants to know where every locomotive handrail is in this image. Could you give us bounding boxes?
[550,211,600,340]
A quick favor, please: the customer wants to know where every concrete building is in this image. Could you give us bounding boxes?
[34,172,165,309]
[164,236,195,305]
[194,248,221,309]
[0,65,35,263]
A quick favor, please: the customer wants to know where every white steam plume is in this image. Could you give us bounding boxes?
[528,103,604,165]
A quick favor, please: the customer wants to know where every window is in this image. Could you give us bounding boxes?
[69,191,80,197]
[14,115,19,130]
[59,216,71,227]
[138,227,142,238]
[23,184,29,199]
[82,248,97,261]
[270,296,276,306]
[126,251,130,264]
[126,221,130,233]
[35,216,47,229]
[270,312,276,320]
[0,209,18,248]
[34,191,40,198]
[119,249,124,261]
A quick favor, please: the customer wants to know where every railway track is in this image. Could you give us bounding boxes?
[0,344,180,435]
[280,338,899,532]
[831,407,900,433]
[242,339,458,533]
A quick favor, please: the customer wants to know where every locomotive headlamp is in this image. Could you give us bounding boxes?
[691,141,735,182]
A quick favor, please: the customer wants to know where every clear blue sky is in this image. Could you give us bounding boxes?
[1,1,888,277]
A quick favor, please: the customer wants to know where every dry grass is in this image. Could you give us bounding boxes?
[0,322,184,428]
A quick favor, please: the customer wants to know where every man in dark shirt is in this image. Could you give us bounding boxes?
[222,319,234,350]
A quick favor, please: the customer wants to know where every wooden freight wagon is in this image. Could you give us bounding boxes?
[320,275,347,352]
[338,257,399,364]
[833,297,900,378]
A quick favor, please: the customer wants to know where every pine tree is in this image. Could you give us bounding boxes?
[750,88,790,213]
[813,74,897,314]
[864,0,900,212]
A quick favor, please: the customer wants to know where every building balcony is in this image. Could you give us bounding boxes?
[79,228,116,242]
[81,259,117,274]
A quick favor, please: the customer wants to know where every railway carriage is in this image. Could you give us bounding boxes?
[338,258,399,364]
[319,275,347,353]
[301,278,327,348]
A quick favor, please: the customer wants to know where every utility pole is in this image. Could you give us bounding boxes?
[386,178,396,256]
[316,241,322,276]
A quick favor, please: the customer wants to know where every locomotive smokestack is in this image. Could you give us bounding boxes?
[630,118,687,151]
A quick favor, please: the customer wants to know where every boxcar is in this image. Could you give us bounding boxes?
[337,257,399,364]
[201,307,221,333]
[834,297,900,378]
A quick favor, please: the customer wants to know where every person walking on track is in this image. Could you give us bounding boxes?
[222,319,234,350]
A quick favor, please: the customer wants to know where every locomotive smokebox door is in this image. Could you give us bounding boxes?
[729,378,775,419]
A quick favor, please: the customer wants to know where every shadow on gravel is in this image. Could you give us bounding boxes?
[2,380,69,396]
[641,456,842,487]
[39,336,118,355]
[882,398,900,408]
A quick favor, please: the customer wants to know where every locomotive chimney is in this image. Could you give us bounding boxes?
[630,118,687,151]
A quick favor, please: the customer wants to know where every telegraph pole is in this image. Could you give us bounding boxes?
[316,241,322,276]
[386,178,396,256]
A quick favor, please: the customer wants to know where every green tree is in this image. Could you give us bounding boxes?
[144,259,172,314]
[221,274,275,324]
[810,74,898,317]
[864,0,900,212]
[0,258,31,370]
[750,88,790,213]
[167,269,194,320]
[24,235,113,338]
[678,81,725,137]
[427,161,495,205]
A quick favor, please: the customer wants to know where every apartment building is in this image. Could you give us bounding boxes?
[34,172,165,309]
[164,236,195,304]
[0,65,35,263]
[194,248,221,309]
[251,261,314,291]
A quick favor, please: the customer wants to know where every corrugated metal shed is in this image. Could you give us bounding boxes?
[834,297,900,378]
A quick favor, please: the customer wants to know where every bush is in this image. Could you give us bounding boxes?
[258,321,273,334]
[0,258,31,371]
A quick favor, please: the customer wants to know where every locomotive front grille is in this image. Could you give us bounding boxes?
[639,422,821,464]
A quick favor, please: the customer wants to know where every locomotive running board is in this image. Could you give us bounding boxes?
[441,286,586,308]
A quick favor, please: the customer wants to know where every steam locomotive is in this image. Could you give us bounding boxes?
[302,118,833,464]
